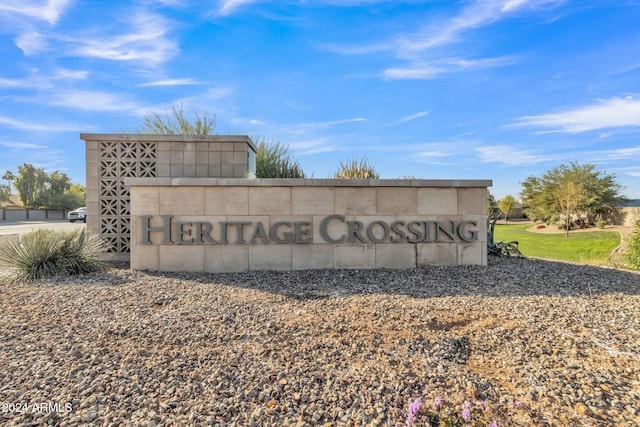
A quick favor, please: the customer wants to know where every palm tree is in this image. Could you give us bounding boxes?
[2,170,15,194]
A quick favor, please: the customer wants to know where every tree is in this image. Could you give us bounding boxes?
[2,170,15,193]
[46,184,86,210]
[556,181,588,237]
[14,163,49,208]
[333,157,379,179]
[139,104,215,135]
[498,195,517,225]
[521,162,625,223]
[0,184,9,204]
[255,139,305,178]
[67,184,86,207]
[487,190,498,215]
[48,171,71,199]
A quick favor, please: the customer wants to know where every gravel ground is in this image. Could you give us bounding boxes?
[1,257,639,426]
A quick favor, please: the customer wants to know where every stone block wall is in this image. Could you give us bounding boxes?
[126,178,491,272]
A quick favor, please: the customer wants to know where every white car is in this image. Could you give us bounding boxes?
[68,207,87,223]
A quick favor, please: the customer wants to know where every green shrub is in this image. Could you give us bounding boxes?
[0,228,105,283]
[333,157,380,179]
[624,226,640,270]
[595,220,606,229]
[255,139,305,178]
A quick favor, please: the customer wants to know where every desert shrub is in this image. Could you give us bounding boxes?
[595,220,606,229]
[0,228,104,283]
[624,225,640,270]
[333,157,380,179]
[255,139,305,178]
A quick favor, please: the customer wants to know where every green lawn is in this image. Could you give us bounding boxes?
[493,223,621,264]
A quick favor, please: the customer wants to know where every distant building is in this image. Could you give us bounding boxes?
[513,201,525,219]
[2,194,22,209]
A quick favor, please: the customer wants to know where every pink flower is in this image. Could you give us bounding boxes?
[462,408,471,420]
[407,398,423,426]
[433,396,443,408]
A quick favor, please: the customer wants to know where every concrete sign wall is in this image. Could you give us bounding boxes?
[126,178,491,272]
[81,134,257,261]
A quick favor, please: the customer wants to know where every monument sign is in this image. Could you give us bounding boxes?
[82,134,491,272]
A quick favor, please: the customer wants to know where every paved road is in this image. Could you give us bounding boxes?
[0,220,85,236]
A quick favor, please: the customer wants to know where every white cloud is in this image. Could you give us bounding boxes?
[135,86,236,119]
[53,68,89,80]
[68,11,178,65]
[249,119,268,126]
[404,140,472,161]
[397,0,563,55]
[416,150,453,159]
[476,145,558,166]
[151,0,187,6]
[230,116,366,137]
[288,138,337,155]
[0,0,72,25]
[396,111,431,123]
[329,0,563,58]
[383,56,516,80]
[592,145,640,161]
[166,86,236,112]
[509,97,640,133]
[140,78,201,87]
[0,115,78,132]
[326,0,561,80]
[12,89,144,114]
[321,42,392,56]
[0,141,48,149]
[229,116,272,129]
[0,78,21,88]
[0,68,87,89]
[383,65,444,80]
[286,117,367,134]
[317,118,367,127]
[217,0,260,16]
[15,31,49,55]
[44,90,141,112]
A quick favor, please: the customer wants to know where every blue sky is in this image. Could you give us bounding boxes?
[1,0,639,200]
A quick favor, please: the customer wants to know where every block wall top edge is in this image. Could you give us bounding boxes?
[79,133,257,151]
[124,177,492,188]
[410,179,493,187]
[124,178,172,186]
